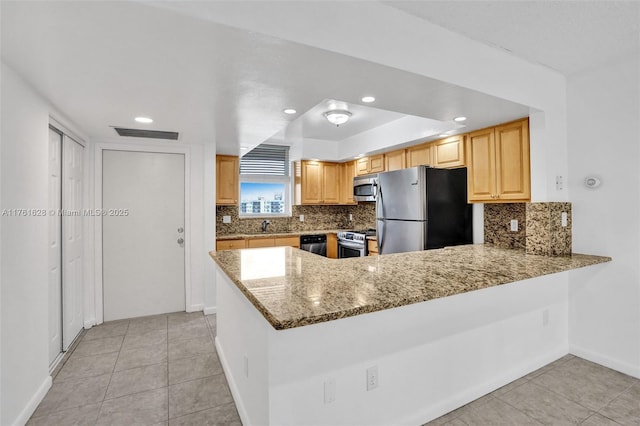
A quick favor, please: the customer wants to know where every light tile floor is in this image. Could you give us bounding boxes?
[29,312,640,425]
[28,312,239,426]
[427,354,640,425]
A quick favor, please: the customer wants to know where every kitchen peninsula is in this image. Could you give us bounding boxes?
[210,245,610,425]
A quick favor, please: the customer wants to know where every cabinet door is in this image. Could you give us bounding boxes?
[322,162,341,204]
[216,239,246,251]
[466,128,496,202]
[384,149,406,171]
[495,119,530,201]
[407,143,432,167]
[326,233,338,259]
[216,155,239,205]
[433,135,465,168]
[300,161,323,204]
[247,238,275,248]
[356,158,370,176]
[274,236,300,248]
[369,154,385,173]
[340,161,357,205]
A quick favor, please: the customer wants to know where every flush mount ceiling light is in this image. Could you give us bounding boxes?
[361,96,375,103]
[283,108,297,114]
[135,116,153,124]
[453,116,467,122]
[323,109,352,126]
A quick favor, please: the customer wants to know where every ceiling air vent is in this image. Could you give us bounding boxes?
[113,127,179,140]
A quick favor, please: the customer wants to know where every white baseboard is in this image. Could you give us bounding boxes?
[13,375,52,426]
[215,337,250,426]
[570,344,640,379]
[186,304,204,313]
[83,319,95,329]
[406,347,569,424]
[203,306,217,315]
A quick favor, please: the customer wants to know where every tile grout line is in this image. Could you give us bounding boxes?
[95,320,130,425]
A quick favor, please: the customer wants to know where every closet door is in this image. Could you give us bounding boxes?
[48,128,63,365]
[62,136,84,349]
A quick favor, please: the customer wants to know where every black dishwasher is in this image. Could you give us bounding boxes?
[299,234,327,257]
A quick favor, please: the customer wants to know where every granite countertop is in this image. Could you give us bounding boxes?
[210,244,611,330]
[216,230,344,240]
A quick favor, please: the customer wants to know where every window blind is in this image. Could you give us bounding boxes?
[240,144,290,176]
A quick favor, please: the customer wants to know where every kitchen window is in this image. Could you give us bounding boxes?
[239,144,291,217]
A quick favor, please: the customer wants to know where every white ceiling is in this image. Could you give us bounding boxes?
[386,1,640,76]
[2,1,637,159]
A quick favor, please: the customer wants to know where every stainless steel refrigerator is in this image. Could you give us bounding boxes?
[375,166,472,254]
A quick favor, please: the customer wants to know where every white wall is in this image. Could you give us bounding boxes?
[1,63,53,425]
[567,55,640,377]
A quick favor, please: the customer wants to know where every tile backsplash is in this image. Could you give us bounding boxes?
[484,202,572,256]
[216,203,376,235]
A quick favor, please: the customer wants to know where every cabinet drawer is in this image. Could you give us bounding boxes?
[247,238,276,248]
[275,236,300,248]
[216,239,246,251]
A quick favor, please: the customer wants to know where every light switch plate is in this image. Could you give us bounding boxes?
[561,212,568,227]
[222,215,231,224]
[299,214,305,222]
[510,219,518,232]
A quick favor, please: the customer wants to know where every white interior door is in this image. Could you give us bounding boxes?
[48,128,63,365]
[102,150,186,321]
[62,136,84,350]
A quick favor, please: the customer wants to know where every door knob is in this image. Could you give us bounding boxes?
[177,237,184,244]
[177,227,184,233]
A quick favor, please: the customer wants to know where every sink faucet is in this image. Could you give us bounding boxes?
[261,220,270,232]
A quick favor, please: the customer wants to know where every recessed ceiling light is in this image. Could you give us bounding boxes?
[453,116,467,122]
[135,116,153,124]
[439,134,451,137]
[361,96,375,103]
[283,108,297,115]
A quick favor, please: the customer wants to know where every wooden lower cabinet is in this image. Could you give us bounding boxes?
[216,239,246,251]
[275,236,300,248]
[247,238,276,248]
[327,233,338,259]
[367,239,378,256]
[217,236,301,251]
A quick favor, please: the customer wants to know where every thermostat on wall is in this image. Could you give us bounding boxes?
[584,176,602,189]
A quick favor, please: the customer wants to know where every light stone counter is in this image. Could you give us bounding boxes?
[209,244,610,330]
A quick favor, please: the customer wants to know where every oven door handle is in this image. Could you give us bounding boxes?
[338,240,365,250]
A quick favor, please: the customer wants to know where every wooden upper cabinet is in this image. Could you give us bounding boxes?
[216,155,239,205]
[384,149,406,171]
[300,161,323,204]
[340,161,357,205]
[407,143,432,168]
[495,119,530,201]
[322,162,341,204]
[466,128,496,202]
[356,154,385,176]
[466,118,530,202]
[432,135,465,168]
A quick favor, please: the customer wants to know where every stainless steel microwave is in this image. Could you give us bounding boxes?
[353,175,378,202]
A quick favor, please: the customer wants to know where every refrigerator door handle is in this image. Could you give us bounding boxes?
[378,220,385,254]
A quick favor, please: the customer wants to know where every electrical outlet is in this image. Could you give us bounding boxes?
[561,212,568,227]
[366,366,378,391]
[243,355,249,378]
[324,379,336,404]
[510,219,518,232]
[349,214,353,221]
[542,309,549,326]
[222,215,231,224]
[299,214,304,222]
